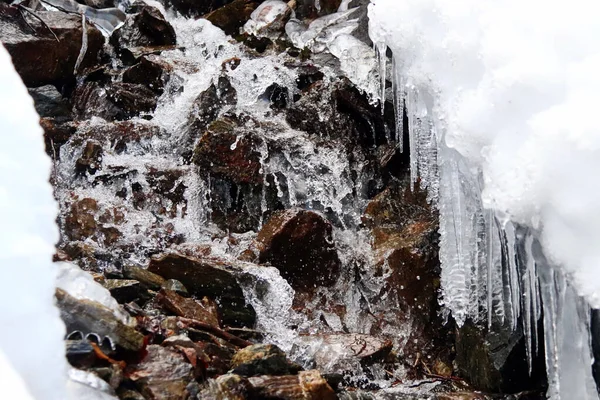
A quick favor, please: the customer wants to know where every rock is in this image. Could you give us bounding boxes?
[197,342,237,377]
[294,334,392,372]
[128,345,194,400]
[156,289,221,327]
[193,117,262,185]
[122,55,172,94]
[28,85,70,118]
[294,0,342,19]
[65,340,97,367]
[103,279,149,304]
[243,0,292,37]
[110,6,176,58]
[231,344,302,376]
[65,198,99,241]
[161,279,189,296]
[148,253,257,328]
[75,140,103,174]
[248,370,337,400]
[199,374,253,400]
[117,389,146,400]
[123,264,166,290]
[68,120,162,154]
[204,0,261,36]
[164,0,232,17]
[55,288,145,353]
[0,4,104,86]
[72,81,158,121]
[260,82,289,109]
[41,118,76,156]
[255,208,341,291]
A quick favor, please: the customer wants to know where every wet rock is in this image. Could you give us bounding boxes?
[69,120,162,154]
[28,85,70,118]
[255,208,341,291]
[260,82,289,109]
[204,0,261,36]
[41,118,76,156]
[161,279,189,296]
[148,253,257,327]
[294,0,342,19]
[123,264,166,290]
[75,140,104,174]
[248,370,337,400]
[197,341,237,377]
[122,55,172,94]
[128,345,194,400]
[0,5,104,86]
[103,279,149,304]
[199,374,253,400]
[193,117,262,185]
[295,334,392,372]
[65,198,99,241]
[117,388,146,400]
[72,81,158,121]
[110,6,176,58]
[231,344,302,376]
[55,288,145,353]
[243,0,292,37]
[164,0,232,17]
[156,289,221,327]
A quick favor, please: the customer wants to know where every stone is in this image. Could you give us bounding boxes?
[148,253,257,328]
[243,1,293,37]
[28,85,70,118]
[260,82,289,109]
[294,334,392,373]
[72,81,158,121]
[110,6,176,58]
[41,118,76,156]
[64,198,99,242]
[248,370,337,400]
[294,0,342,19]
[128,345,194,400]
[161,279,189,296]
[103,279,149,304]
[75,140,104,175]
[122,55,172,94]
[68,120,162,155]
[204,0,261,36]
[156,289,221,327]
[231,344,302,376]
[255,208,341,291]
[55,288,145,353]
[0,4,104,86]
[123,264,166,290]
[165,0,233,18]
[198,374,253,400]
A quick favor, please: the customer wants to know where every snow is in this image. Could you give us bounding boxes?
[0,43,68,399]
[368,0,600,398]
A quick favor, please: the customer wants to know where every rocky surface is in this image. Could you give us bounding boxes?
[2,0,547,398]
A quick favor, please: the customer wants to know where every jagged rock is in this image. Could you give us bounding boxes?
[123,264,166,290]
[197,342,237,377]
[72,81,158,121]
[128,345,194,400]
[75,140,103,174]
[204,0,261,35]
[122,55,172,94]
[162,279,189,296]
[165,0,233,17]
[110,6,176,58]
[117,388,146,400]
[294,0,342,19]
[65,198,99,241]
[68,120,161,154]
[254,208,341,291]
[148,253,257,328]
[243,0,293,37]
[199,374,253,400]
[41,118,76,156]
[55,288,145,353]
[0,4,104,86]
[193,116,262,185]
[28,85,70,118]
[156,289,221,327]
[103,279,149,304]
[295,334,392,372]
[231,344,302,376]
[248,370,337,400]
[260,82,289,109]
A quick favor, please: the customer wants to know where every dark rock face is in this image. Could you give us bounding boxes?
[0,5,104,86]
[294,0,342,19]
[156,289,221,327]
[165,0,233,18]
[248,370,337,400]
[111,6,176,56]
[148,253,257,327]
[231,344,302,376]
[122,55,172,94]
[204,0,261,35]
[255,208,341,291]
[28,85,71,118]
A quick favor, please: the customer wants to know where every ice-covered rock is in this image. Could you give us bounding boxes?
[243,0,292,37]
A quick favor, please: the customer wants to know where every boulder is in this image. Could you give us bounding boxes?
[156,289,221,327]
[204,0,261,36]
[148,253,257,328]
[122,55,172,94]
[128,345,194,400]
[248,370,337,400]
[231,344,302,376]
[254,208,341,291]
[0,4,104,86]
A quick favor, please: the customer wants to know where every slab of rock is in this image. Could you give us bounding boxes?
[123,264,166,290]
[156,289,220,327]
[55,288,144,353]
[148,253,256,328]
[199,374,253,400]
[122,55,172,94]
[103,279,149,304]
[0,5,104,86]
[255,208,341,291]
[111,6,176,57]
[28,85,71,118]
[231,344,302,376]
[248,370,337,400]
[161,279,189,296]
[128,345,193,400]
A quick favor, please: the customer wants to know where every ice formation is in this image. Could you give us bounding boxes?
[0,43,68,400]
[368,0,600,398]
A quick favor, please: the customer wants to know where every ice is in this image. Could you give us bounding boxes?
[369,0,600,397]
[243,0,291,37]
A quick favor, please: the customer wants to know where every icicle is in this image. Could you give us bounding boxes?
[391,55,404,151]
[406,86,418,190]
[376,42,387,114]
[74,13,88,74]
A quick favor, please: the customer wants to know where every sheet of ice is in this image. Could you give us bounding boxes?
[0,43,67,399]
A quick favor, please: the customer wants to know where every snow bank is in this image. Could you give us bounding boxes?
[0,44,68,398]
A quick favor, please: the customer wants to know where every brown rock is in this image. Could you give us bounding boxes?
[231,344,302,376]
[103,279,149,304]
[123,264,166,290]
[255,208,341,291]
[186,76,237,141]
[0,4,104,86]
[128,345,193,400]
[148,253,256,328]
[122,55,172,93]
[41,118,76,156]
[64,198,99,241]
[204,0,261,36]
[75,140,103,174]
[157,289,220,327]
[199,374,253,400]
[111,6,176,56]
[248,370,337,400]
